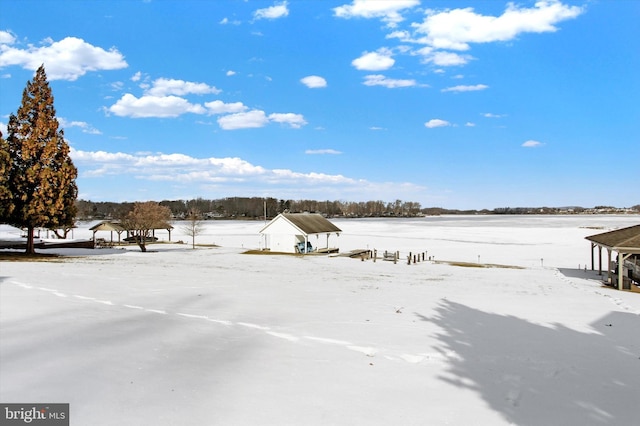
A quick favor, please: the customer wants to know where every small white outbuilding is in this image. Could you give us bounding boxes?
[259,213,341,254]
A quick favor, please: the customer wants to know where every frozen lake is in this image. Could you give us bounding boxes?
[1,214,639,425]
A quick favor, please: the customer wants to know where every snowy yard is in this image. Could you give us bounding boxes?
[1,215,639,425]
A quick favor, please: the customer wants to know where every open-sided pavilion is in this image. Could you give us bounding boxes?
[89,221,126,245]
[89,220,174,246]
[586,224,640,290]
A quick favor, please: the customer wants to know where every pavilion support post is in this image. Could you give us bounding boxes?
[619,253,631,291]
[618,253,623,291]
[591,243,595,271]
[607,249,612,285]
[598,246,602,276]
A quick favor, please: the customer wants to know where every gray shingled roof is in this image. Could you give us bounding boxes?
[585,224,640,251]
[281,213,341,235]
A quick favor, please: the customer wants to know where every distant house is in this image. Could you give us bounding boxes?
[259,213,341,254]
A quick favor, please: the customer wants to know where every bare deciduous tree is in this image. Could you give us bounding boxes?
[181,209,205,249]
[121,202,172,252]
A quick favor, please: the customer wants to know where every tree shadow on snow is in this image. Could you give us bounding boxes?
[416,300,640,425]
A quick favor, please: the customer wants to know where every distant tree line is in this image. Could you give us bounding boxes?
[74,198,640,221]
[75,198,426,220]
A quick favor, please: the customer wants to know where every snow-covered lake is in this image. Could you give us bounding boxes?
[1,215,639,425]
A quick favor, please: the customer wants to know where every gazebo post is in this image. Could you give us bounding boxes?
[590,243,595,271]
[618,253,623,290]
[607,249,612,285]
[618,253,631,290]
[598,246,602,275]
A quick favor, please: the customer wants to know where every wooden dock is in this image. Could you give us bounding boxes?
[315,247,340,254]
[335,249,372,258]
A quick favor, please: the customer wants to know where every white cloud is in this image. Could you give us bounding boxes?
[363,74,416,88]
[108,94,206,118]
[441,84,489,92]
[268,113,307,129]
[254,1,289,20]
[421,50,471,66]
[72,149,135,164]
[58,118,102,135]
[0,36,127,81]
[425,119,451,128]
[483,112,505,118]
[71,148,267,179]
[413,1,584,51]
[71,148,358,187]
[106,88,306,128]
[217,110,269,130]
[465,122,476,127]
[305,149,342,155]
[373,1,585,74]
[334,0,420,27]
[204,100,248,115]
[71,147,429,201]
[386,30,411,41]
[131,71,143,82]
[270,169,356,185]
[145,78,221,96]
[220,17,242,25]
[352,49,395,71]
[300,75,327,88]
[226,70,236,76]
[0,30,16,45]
[522,140,544,148]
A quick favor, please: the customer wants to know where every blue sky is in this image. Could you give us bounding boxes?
[1,0,638,210]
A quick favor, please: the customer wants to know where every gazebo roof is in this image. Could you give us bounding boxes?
[89,220,126,232]
[585,224,640,253]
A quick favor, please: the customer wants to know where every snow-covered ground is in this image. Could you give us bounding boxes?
[1,215,639,425]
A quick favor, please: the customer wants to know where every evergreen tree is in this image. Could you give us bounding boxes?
[0,131,12,218]
[5,65,78,254]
